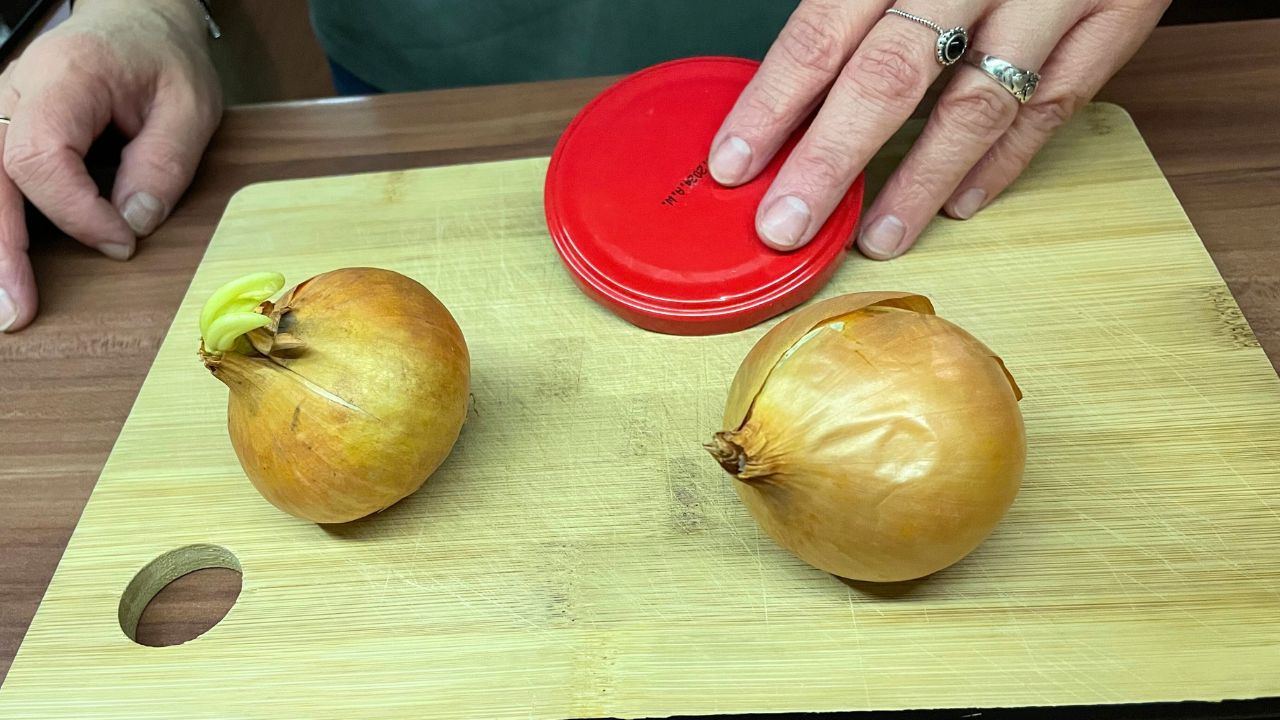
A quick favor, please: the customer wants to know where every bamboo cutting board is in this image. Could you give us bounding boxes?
[2,103,1279,719]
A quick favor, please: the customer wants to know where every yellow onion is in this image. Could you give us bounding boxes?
[199,268,470,524]
[707,292,1025,582]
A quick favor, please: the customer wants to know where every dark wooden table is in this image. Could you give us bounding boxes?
[2,18,1278,717]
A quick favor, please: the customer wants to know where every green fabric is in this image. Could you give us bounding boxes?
[309,1,799,92]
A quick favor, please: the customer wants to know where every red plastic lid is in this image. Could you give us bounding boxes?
[544,56,864,336]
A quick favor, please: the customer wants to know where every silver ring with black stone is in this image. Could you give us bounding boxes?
[884,8,969,66]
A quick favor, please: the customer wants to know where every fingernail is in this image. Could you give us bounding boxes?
[858,215,907,259]
[709,135,752,185]
[121,192,165,236]
[0,288,17,333]
[99,242,135,261]
[951,188,987,220]
[759,195,811,249]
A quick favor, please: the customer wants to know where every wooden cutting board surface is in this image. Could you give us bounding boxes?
[3,103,1279,719]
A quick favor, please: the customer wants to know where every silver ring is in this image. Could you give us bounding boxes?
[884,8,969,66]
[0,116,10,125]
[966,54,1040,104]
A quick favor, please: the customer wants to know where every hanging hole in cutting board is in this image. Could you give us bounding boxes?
[118,544,242,647]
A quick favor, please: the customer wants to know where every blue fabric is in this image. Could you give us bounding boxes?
[310,0,794,94]
[328,58,383,96]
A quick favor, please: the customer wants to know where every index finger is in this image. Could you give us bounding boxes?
[756,3,984,249]
[0,119,36,332]
[3,82,136,259]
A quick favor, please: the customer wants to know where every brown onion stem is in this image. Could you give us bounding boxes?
[704,432,748,477]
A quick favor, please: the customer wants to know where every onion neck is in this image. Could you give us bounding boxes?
[201,344,263,389]
[705,432,749,477]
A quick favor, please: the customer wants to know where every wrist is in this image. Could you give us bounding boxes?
[72,0,208,42]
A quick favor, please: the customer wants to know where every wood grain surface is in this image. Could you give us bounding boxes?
[1,18,1278,715]
[2,98,1279,717]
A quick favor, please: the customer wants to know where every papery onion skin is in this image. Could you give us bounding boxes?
[710,293,1025,582]
[202,268,470,524]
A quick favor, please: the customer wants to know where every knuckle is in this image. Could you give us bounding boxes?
[795,138,852,191]
[739,86,788,131]
[4,141,58,189]
[776,8,847,76]
[144,143,190,182]
[737,74,810,135]
[884,174,933,211]
[172,77,223,130]
[844,37,927,110]
[29,31,111,72]
[1021,93,1079,131]
[171,90,210,128]
[174,65,223,122]
[201,81,224,120]
[939,84,1016,140]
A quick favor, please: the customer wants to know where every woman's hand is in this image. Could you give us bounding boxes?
[709,0,1168,257]
[0,0,221,332]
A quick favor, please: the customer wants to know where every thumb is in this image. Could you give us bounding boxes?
[0,82,34,332]
[111,92,217,237]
